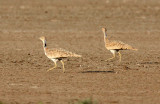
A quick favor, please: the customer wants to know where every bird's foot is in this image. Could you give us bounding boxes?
[62,68,65,73]
[47,67,56,72]
[47,69,52,72]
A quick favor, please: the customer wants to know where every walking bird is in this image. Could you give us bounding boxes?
[102,28,137,61]
[39,36,81,73]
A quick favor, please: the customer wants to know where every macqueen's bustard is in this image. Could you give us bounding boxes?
[102,28,137,61]
[39,36,81,73]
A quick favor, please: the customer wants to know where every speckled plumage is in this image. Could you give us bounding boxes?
[102,28,137,61]
[104,39,137,50]
[45,48,81,59]
[39,36,81,72]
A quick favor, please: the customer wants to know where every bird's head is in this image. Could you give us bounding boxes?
[102,28,107,32]
[39,36,46,41]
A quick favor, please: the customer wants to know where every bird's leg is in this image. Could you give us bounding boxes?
[47,61,57,72]
[118,51,122,62]
[106,53,116,61]
[60,60,65,73]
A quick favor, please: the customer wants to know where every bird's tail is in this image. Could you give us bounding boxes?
[71,53,82,57]
[124,44,138,51]
[67,51,82,57]
[131,48,138,51]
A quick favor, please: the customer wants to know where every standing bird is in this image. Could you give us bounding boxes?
[39,36,81,73]
[102,28,137,61]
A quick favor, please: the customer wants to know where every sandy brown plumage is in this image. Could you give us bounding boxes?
[39,36,81,73]
[45,48,81,59]
[105,39,137,50]
[102,28,137,61]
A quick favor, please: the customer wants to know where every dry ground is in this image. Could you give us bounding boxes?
[0,0,160,104]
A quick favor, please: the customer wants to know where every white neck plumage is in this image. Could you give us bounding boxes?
[42,40,47,55]
[103,30,107,42]
[43,40,47,48]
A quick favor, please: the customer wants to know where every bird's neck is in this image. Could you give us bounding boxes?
[43,40,47,55]
[104,38,109,43]
[103,31,108,42]
[43,40,47,48]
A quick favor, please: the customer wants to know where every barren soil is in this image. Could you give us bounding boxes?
[0,0,160,104]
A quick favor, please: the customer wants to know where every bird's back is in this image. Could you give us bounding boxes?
[45,48,81,59]
[105,39,137,50]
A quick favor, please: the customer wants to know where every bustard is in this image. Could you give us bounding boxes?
[39,36,81,73]
[102,28,137,61]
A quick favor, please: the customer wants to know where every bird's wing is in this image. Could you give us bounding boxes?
[106,40,134,50]
[46,48,81,58]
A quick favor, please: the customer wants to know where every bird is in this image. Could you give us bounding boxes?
[39,36,82,73]
[102,28,137,61]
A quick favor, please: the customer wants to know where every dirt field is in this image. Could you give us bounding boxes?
[0,0,160,104]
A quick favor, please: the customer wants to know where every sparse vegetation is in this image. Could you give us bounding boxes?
[0,101,4,104]
[38,102,43,104]
[69,98,97,104]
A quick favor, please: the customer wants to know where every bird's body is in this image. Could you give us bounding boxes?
[104,39,137,50]
[39,36,81,73]
[44,48,81,59]
[102,28,137,61]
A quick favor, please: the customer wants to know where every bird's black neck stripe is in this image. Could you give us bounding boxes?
[44,43,47,47]
[44,40,47,47]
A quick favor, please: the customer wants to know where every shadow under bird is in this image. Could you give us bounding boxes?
[102,28,137,61]
[39,36,82,73]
